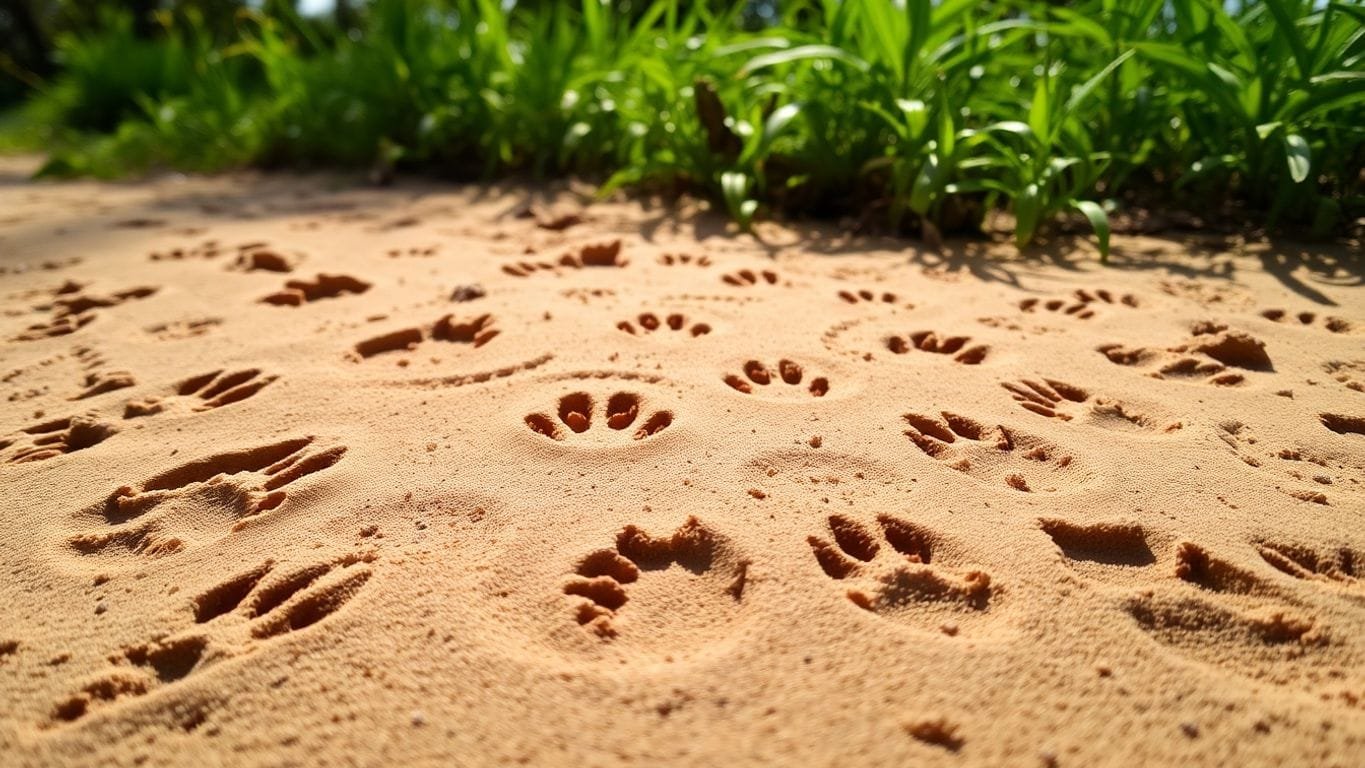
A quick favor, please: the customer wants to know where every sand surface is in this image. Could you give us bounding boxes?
[0,157,1362,766]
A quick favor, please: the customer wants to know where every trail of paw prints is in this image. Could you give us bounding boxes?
[1019,288,1138,320]
[723,359,829,398]
[616,311,711,338]
[1217,420,1363,505]
[502,240,626,277]
[885,331,988,365]
[353,314,500,361]
[659,253,711,268]
[903,411,1082,492]
[0,414,117,464]
[1001,378,1182,433]
[525,391,673,443]
[48,553,373,727]
[12,281,157,342]
[1040,520,1357,695]
[1098,322,1272,387]
[66,437,346,563]
[563,517,747,642]
[260,274,370,306]
[808,514,999,637]
[1260,309,1353,334]
[720,268,781,288]
[123,369,278,419]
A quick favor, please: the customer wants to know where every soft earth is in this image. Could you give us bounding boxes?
[0,157,1362,767]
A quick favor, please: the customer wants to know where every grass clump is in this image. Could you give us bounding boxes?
[5,0,1364,258]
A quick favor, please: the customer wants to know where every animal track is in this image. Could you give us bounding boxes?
[50,553,373,725]
[66,437,346,562]
[123,369,278,418]
[902,411,1079,492]
[1256,540,1359,588]
[145,318,222,340]
[616,312,711,338]
[1001,378,1180,432]
[1,415,118,464]
[1217,420,1361,505]
[1323,360,1364,393]
[1320,413,1365,437]
[562,517,745,641]
[525,392,673,442]
[720,268,780,287]
[502,240,626,277]
[1040,519,1158,585]
[659,253,711,267]
[1098,323,1271,386]
[807,514,997,635]
[69,347,135,400]
[1019,288,1138,319]
[12,282,157,342]
[1260,309,1352,334]
[837,288,900,306]
[353,314,500,359]
[723,359,829,398]
[260,274,370,306]
[885,331,988,364]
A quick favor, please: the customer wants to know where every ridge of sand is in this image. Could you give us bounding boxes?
[0,160,1362,766]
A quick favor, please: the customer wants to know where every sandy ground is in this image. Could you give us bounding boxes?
[0,156,1362,767]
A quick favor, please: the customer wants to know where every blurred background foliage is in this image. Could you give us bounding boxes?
[1,0,1362,255]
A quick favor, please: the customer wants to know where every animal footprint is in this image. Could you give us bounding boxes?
[50,553,373,725]
[885,331,988,364]
[1002,378,1179,432]
[525,392,673,442]
[1216,420,1360,505]
[13,283,157,342]
[1019,288,1138,319]
[123,369,278,418]
[616,312,711,338]
[723,359,829,397]
[720,268,780,287]
[807,514,997,636]
[66,437,346,562]
[69,347,135,401]
[145,318,221,340]
[260,274,370,306]
[502,241,626,277]
[353,314,500,359]
[1323,360,1364,393]
[1260,309,1352,334]
[1,415,118,464]
[562,517,746,641]
[1256,540,1360,589]
[902,411,1079,492]
[659,253,711,267]
[837,288,901,306]
[1098,324,1271,386]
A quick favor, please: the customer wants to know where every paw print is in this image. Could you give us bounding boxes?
[807,514,997,636]
[616,312,711,338]
[885,331,988,364]
[525,391,673,442]
[353,314,501,360]
[1019,288,1138,319]
[1260,309,1352,334]
[721,268,780,287]
[1001,378,1090,420]
[50,553,373,725]
[659,253,711,267]
[66,437,347,563]
[723,359,829,397]
[562,517,746,641]
[837,289,900,306]
[1,414,117,464]
[902,411,1081,492]
[124,369,278,419]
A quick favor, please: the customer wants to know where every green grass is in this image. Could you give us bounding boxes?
[7,0,1364,258]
